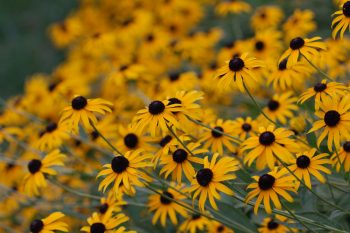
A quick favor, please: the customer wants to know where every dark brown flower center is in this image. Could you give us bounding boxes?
[45,122,57,133]
[313,83,327,92]
[172,149,188,163]
[267,219,279,229]
[196,168,213,186]
[242,123,252,132]
[90,223,106,233]
[148,101,165,115]
[111,156,129,173]
[160,191,173,205]
[343,1,350,17]
[124,133,138,149]
[72,96,87,110]
[324,110,340,127]
[267,99,280,111]
[290,37,305,50]
[211,126,224,138]
[229,57,245,72]
[28,159,42,174]
[99,203,109,214]
[259,131,275,146]
[30,219,44,233]
[258,174,275,190]
[159,135,172,147]
[343,141,350,152]
[278,58,288,70]
[296,155,310,168]
[167,97,182,105]
[255,40,265,51]
[169,72,180,81]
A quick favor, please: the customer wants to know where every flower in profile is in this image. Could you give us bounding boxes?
[34,122,69,151]
[148,184,188,226]
[81,209,135,233]
[298,79,349,110]
[29,212,68,233]
[231,117,258,140]
[263,92,298,124]
[279,37,326,66]
[160,142,206,183]
[242,126,298,170]
[187,153,239,211]
[179,214,211,233]
[198,119,240,155]
[208,221,234,233]
[331,141,350,172]
[287,148,331,188]
[258,214,296,233]
[59,95,113,132]
[309,95,350,151]
[216,0,251,16]
[22,150,66,196]
[134,100,181,136]
[97,149,152,195]
[98,191,125,215]
[332,1,350,39]
[215,53,264,92]
[245,167,297,214]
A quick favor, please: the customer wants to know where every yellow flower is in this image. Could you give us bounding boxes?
[331,141,350,172]
[179,214,211,233]
[283,9,316,42]
[216,0,251,16]
[251,6,284,31]
[332,1,350,39]
[29,212,68,233]
[34,122,69,151]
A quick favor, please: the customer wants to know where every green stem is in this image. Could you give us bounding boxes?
[90,122,123,156]
[166,124,197,157]
[282,203,317,233]
[302,53,333,81]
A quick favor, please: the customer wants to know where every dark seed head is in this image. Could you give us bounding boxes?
[192,214,201,220]
[148,101,165,115]
[28,159,42,174]
[267,99,280,111]
[48,82,58,92]
[313,83,327,92]
[278,58,288,70]
[72,96,88,110]
[30,219,44,233]
[217,225,225,232]
[343,141,350,152]
[296,155,310,168]
[196,168,213,186]
[45,122,57,133]
[255,40,265,51]
[242,123,252,132]
[111,156,129,173]
[99,203,109,214]
[160,191,173,205]
[6,162,15,170]
[211,126,224,138]
[259,131,275,146]
[90,222,106,233]
[343,1,350,17]
[324,110,340,127]
[159,135,172,147]
[229,57,245,72]
[290,37,305,50]
[169,72,180,81]
[124,133,138,149]
[167,97,182,105]
[258,174,275,190]
[146,34,155,42]
[172,149,188,163]
[91,131,99,140]
[267,219,279,230]
[119,65,129,71]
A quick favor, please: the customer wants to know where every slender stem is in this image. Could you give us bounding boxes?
[282,203,317,233]
[166,124,197,157]
[242,79,279,127]
[90,122,123,156]
[273,154,350,214]
[186,116,242,143]
[302,53,333,81]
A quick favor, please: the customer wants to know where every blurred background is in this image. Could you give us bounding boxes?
[0,0,334,98]
[0,0,77,98]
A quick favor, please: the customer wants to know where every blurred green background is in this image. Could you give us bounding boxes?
[0,0,334,98]
[0,0,77,98]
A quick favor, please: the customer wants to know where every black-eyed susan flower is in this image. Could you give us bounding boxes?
[216,53,264,92]
[134,100,181,136]
[263,92,298,125]
[288,148,331,188]
[231,117,258,140]
[187,153,239,211]
[159,142,207,183]
[245,167,297,214]
[148,184,188,226]
[98,191,125,215]
[258,215,296,233]
[208,221,234,233]
[309,95,350,151]
[279,37,326,66]
[216,0,251,16]
[251,6,284,31]
[298,79,348,110]
[268,58,311,91]
[23,150,66,196]
[283,9,316,42]
[242,126,298,170]
[198,119,240,155]
[116,123,153,153]
[29,212,68,233]
[59,95,113,132]
[97,149,152,195]
[332,1,350,39]
[81,209,135,233]
[179,214,211,233]
[34,122,69,151]
[332,141,350,172]
[251,29,282,62]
